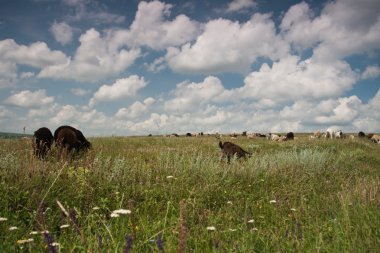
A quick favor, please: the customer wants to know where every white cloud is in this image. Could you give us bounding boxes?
[0,39,67,87]
[362,65,380,79]
[39,28,141,82]
[90,75,147,106]
[4,89,54,108]
[116,97,155,119]
[164,76,225,113]
[226,0,256,13]
[166,13,288,74]
[20,72,35,79]
[126,1,200,50]
[235,56,358,104]
[50,21,73,45]
[281,0,380,61]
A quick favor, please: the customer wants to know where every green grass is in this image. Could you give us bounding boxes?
[0,135,379,252]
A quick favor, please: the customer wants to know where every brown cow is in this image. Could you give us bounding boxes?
[54,125,91,160]
[32,127,54,159]
[219,141,251,163]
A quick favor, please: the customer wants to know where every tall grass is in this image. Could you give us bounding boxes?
[0,136,379,252]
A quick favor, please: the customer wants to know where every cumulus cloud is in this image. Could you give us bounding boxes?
[4,89,54,107]
[90,75,147,106]
[70,88,90,96]
[0,39,67,87]
[116,97,155,119]
[39,28,141,82]
[166,13,288,74]
[50,21,73,45]
[362,65,380,79]
[226,0,257,13]
[281,0,380,61]
[235,56,358,104]
[164,76,225,113]
[126,1,200,50]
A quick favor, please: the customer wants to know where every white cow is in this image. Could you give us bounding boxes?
[325,128,343,139]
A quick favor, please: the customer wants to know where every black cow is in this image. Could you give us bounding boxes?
[33,127,54,159]
[286,132,294,140]
[358,131,365,138]
[219,141,251,163]
[54,125,91,159]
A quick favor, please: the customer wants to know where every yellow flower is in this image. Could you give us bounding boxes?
[17,238,34,244]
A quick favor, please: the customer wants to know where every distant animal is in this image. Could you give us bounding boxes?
[325,128,343,139]
[286,132,294,140]
[170,133,179,137]
[32,127,54,159]
[267,133,281,141]
[54,125,91,159]
[313,131,322,138]
[358,131,365,138]
[371,134,380,144]
[367,133,374,139]
[186,133,192,137]
[219,141,251,163]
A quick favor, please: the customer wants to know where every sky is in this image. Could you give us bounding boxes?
[0,0,379,136]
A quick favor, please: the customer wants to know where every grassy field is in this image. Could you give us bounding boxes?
[0,135,379,252]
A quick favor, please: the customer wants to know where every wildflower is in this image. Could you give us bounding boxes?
[227,201,232,205]
[60,224,70,229]
[166,175,174,179]
[92,206,100,210]
[290,208,297,212]
[110,213,120,218]
[41,230,49,234]
[17,238,34,244]
[229,228,237,232]
[51,242,60,247]
[30,231,39,235]
[9,226,18,231]
[251,228,258,231]
[248,219,254,223]
[0,217,7,222]
[269,200,277,204]
[112,209,132,215]
[206,226,216,231]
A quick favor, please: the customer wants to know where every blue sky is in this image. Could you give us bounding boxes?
[0,0,379,136]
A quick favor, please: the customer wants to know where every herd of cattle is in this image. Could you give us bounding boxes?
[32,126,379,161]
[32,125,91,160]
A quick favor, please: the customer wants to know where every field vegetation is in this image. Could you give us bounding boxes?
[0,135,379,252]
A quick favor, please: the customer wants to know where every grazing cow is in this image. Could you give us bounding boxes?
[325,128,343,139]
[32,127,54,159]
[286,132,294,140]
[367,133,374,139]
[358,131,365,138]
[54,125,91,160]
[219,141,251,163]
[371,134,380,144]
[186,133,192,137]
[267,133,281,141]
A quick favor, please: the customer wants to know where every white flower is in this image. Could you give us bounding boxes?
[0,217,7,222]
[30,231,39,235]
[229,228,237,232]
[110,213,120,218]
[40,230,49,234]
[92,206,100,210]
[60,224,70,229]
[227,201,232,205]
[290,208,296,212]
[269,200,276,204]
[17,238,34,244]
[247,219,254,223]
[166,176,174,179]
[206,226,216,231]
[251,228,258,231]
[9,226,18,231]
[112,209,131,215]
[51,242,60,247]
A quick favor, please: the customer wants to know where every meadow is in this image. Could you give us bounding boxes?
[0,135,379,252]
